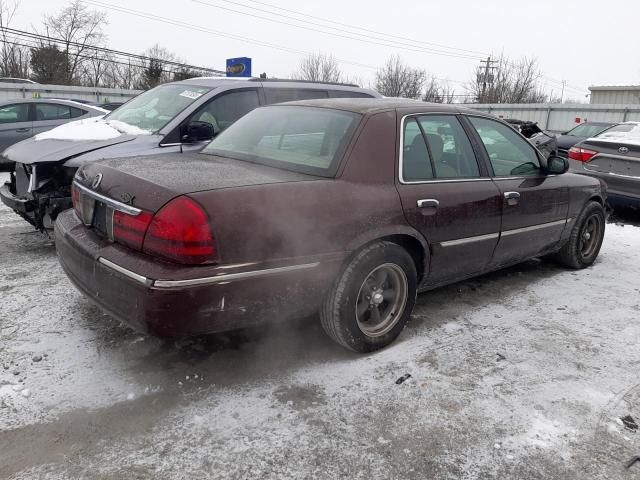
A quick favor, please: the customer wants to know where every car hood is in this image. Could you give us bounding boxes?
[2,117,153,165]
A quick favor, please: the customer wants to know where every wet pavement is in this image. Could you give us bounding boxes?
[1,181,640,479]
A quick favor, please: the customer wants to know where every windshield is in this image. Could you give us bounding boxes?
[202,105,361,177]
[106,84,212,133]
[567,123,611,137]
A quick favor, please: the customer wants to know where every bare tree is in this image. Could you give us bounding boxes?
[467,55,546,104]
[0,1,30,78]
[375,56,425,99]
[294,53,342,83]
[42,0,107,84]
[423,75,455,103]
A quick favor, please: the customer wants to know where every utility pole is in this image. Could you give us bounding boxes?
[478,56,498,103]
[560,80,567,104]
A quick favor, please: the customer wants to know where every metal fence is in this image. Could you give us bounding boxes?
[467,103,640,132]
[0,82,141,104]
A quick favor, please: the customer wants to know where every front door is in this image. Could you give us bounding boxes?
[465,116,570,267]
[396,113,503,285]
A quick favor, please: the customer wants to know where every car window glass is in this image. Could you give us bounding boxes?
[569,123,609,137]
[70,106,85,118]
[402,118,433,181]
[0,103,29,124]
[469,116,540,176]
[264,88,329,104]
[417,115,480,178]
[36,103,73,121]
[192,90,260,133]
[203,105,359,177]
[330,90,374,98]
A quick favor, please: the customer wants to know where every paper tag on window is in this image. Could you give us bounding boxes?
[180,90,204,100]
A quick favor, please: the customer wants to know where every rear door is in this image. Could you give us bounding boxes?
[465,115,569,266]
[0,102,32,150]
[396,113,502,285]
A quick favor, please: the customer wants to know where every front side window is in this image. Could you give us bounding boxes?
[0,103,29,124]
[402,115,479,181]
[264,88,329,104]
[202,105,360,177]
[191,90,260,133]
[469,116,540,176]
[107,84,212,133]
[36,103,73,121]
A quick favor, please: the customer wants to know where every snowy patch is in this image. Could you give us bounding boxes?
[34,117,151,141]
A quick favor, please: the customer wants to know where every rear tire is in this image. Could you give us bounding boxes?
[320,241,417,353]
[553,201,606,269]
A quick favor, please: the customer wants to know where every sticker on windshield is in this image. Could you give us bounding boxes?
[179,90,204,100]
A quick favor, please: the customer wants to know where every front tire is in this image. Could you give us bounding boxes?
[553,201,606,269]
[320,241,417,353]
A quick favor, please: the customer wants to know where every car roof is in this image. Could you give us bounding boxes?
[264,98,481,116]
[177,76,372,90]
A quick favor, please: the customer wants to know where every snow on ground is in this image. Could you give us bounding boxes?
[0,174,639,479]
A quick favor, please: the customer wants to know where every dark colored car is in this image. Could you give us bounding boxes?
[556,122,615,158]
[568,121,640,209]
[504,119,557,159]
[0,78,380,229]
[56,99,607,352]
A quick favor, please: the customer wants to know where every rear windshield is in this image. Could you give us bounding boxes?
[106,84,212,133]
[568,123,611,137]
[596,124,635,135]
[202,105,361,177]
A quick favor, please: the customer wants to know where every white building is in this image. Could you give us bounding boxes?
[589,85,640,105]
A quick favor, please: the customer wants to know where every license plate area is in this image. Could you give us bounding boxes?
[92,201,113,239]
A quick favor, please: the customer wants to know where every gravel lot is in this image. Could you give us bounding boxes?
[1,172,639,479]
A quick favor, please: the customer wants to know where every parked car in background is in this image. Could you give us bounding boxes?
[99,102,125,111]
[0,78,38,84]
[568,121,640,209]
[56,99,606,352]
[504,119,557,158]
[556,122,615,157]
[0,99,106,170]
[0,78,380,230]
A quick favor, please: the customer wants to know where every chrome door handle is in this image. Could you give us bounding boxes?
[504,191,520,206]
[417,199,439,208]
[15,128,30,132]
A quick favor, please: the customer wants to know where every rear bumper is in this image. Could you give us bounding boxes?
[55,210,344,337]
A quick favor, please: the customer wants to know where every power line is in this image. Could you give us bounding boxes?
[191,0,486,60]
[1,27,224,75]
[233,0,490,57]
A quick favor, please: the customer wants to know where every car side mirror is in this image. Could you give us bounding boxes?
[182,121,215,143]
[546,155,569,174]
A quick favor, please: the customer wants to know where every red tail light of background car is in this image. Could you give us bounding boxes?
[568,146,598,162]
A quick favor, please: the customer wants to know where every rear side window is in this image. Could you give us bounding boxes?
[0,103,29,124]
[191,90,260,132]
[70,106,86,118]
[469,116,540,176]
[35,103,73,121]
[264,88,329,104]
[402,115,479,181]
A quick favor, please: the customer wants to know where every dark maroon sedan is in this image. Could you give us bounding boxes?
[55,99,607,352]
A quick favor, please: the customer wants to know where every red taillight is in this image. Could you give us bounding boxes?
[142,196,217,265]
[71,183,81,218]
[568,146,598,162]
[113,209,153,250]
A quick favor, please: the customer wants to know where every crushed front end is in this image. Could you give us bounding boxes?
[0,161,76,230]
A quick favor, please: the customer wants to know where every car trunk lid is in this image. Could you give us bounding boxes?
[73,152,322,242]
[582,139,640,178]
